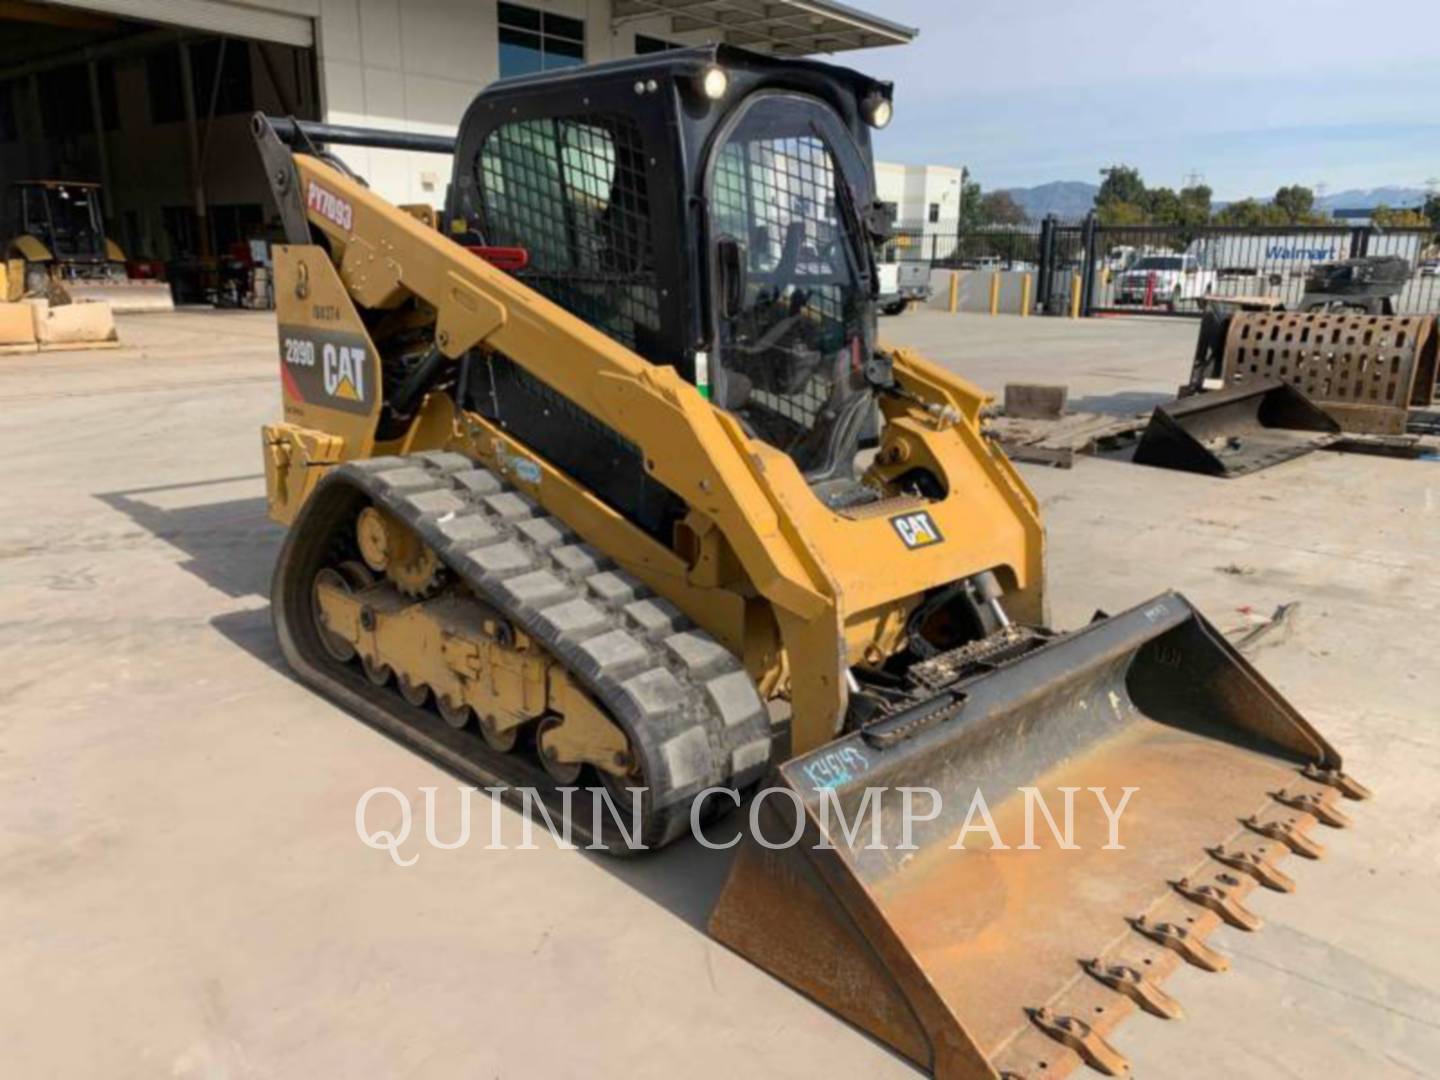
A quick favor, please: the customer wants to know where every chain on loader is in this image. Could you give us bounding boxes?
[251,44,1368,1079]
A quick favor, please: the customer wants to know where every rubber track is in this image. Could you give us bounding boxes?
[291,451,774,849]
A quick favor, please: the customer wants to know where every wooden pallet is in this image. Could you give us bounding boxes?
[986,412,1146,468]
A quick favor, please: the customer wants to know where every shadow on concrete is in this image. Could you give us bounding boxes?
[93,471,897,1063]
[587,828,742,932]
[211,605,288,674]
[1067,390,1174,416]
[96,475,281,600]
[97,475,741,929]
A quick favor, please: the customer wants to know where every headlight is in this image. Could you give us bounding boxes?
[700,66,728,100]
[862,93,893,129]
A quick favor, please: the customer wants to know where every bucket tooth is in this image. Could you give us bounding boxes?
[1244,814,1326,859]
[1273,787,1352,828]
[1303,763,1372,801]
[1082,959,1183,1020]
[1208,844,1296,893]
[1131,916,1229,973]
[1173,876,1262,931]
[1028,1009,1130,1077]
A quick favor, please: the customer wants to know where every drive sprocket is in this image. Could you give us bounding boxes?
[355,504,443,598]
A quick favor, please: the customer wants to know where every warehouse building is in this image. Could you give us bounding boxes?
[0,0,913,299]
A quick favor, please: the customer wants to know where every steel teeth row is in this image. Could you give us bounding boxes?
[994,763,1367,1079]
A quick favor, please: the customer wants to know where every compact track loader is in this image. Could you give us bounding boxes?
[253,46,1366,1079]
[4,180,175,313]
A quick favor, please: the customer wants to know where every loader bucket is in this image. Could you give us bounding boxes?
[64,279,176,314]
[1132,379,1340,477]
[709,593,1366,1080]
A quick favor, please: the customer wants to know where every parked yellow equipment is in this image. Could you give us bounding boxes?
[252,46,1366,1080]
[4,180,174,313]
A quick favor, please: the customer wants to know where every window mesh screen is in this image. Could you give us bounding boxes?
[477,114,659,355]
[711,131,851,434]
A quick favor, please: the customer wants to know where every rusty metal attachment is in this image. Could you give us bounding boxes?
[709,593,1362,1079]
[1130,916,1230,972]
[1082,959,1183,1020]
[1244,815,1326,859]
[1027,1009,1130,1077]
[1272,787,1353,828]
[1303,763,1373,801]
[1208,843,1296,893]
[1221,311,1438,434]
[1173,876,1262,931]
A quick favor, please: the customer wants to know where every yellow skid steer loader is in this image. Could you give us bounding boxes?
[251,46,1366,1079]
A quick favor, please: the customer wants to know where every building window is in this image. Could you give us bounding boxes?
[635,34,680,55]
[498,3,585,79]
[927,202,940,224]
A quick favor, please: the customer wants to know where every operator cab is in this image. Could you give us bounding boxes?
[5,181,107,263]
[447,45,894,499]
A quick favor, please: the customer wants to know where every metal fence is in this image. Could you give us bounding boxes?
[887,215,1440,317]
[887,222,1043,270]
[1043,217,1440,317]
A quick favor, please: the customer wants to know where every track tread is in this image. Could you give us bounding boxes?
[328,450,773,847]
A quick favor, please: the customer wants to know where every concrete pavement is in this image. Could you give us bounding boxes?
[2,309,1436,1078]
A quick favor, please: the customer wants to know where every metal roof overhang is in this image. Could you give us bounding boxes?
[611,0,916,56]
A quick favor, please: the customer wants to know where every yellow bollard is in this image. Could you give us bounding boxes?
[948,271,959,314]
[989,272,1000,316]
[1020,273,1032,318]
[1069,272,1082,318]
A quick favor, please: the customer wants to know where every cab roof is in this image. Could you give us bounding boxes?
[476,43,891,107]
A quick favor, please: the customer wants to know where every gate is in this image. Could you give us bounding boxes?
[1034,216,1440,318]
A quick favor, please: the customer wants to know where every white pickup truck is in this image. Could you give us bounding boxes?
[1113,253,1216,310]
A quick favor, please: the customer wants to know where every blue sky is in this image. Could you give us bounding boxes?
[860,0,1440,199]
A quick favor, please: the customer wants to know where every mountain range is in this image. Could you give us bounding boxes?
[1001,182,1430,221]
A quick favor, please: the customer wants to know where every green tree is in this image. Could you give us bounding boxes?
[958,177,984,230]
[1372,204,1430,228]
[1096,200,1149,227]
[1272,184,1317,222]
[978,190,1027,225]
[1177,184,1213,228]
[1424,194,1440,229]
[1096,165,1146,210]
[1143,186,1181,224]
[1213,198,1282,228]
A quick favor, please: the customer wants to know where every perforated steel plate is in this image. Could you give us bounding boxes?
[1222,312,1438,434]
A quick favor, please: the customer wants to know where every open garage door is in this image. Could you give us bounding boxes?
[1,1,318,307]
[44,0,312,48]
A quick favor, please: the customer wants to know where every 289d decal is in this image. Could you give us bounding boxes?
[279,328,375,416]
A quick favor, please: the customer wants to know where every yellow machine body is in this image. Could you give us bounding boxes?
[264,150,1043,758]
[254,81,1366,1080]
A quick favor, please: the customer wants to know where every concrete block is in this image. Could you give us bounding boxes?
[33,300,118,348]
[0,301,38,346]
[1004,383,1068,420]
